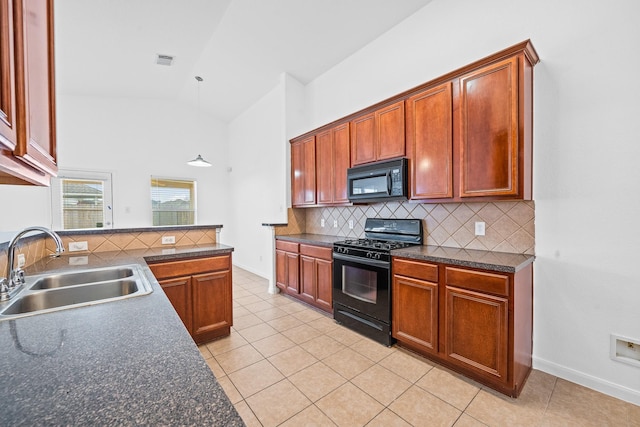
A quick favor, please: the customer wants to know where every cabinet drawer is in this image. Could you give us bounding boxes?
[276,240,299,253]
[445,267,509,297]
[300,244,332,260]
[393,258,438,282]
[149,255,230,279]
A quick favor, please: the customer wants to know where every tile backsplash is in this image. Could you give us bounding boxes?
[0,228,218,278]
[302,200,535,254]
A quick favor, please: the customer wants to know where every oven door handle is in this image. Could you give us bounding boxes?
[332,252,390,268]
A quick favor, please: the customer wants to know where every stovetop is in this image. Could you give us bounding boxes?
[333,218,423,255]
[336,238,416,251]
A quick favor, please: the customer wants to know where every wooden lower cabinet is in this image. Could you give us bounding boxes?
[275,239,333,314]
[158,276,193,334]
[275,240,299,294]
[392,257,533,397]
[148,254,233,344]
[445,285,508,381]
[392,259,439,355]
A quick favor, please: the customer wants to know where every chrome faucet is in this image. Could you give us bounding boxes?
[0,226,65,301]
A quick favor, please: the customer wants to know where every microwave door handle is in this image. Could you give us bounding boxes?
[387,171,392,195]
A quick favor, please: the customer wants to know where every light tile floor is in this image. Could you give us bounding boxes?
[198,267,640,427]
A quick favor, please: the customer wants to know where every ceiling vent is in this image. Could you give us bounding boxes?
[156,54,174,66]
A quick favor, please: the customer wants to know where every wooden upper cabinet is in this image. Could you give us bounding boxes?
[406,83,453,200]
[350,113,376,165]
[457,56,522,198]
[0,0,56,186]
[316,122,350,205]
[0,0,17,151]
[289,41,537,203]
[351,100,405,166]
[376,101,405,161]
[291,135,316,206]
[13,0,57,176]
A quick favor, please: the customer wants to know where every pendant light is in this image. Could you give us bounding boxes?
[187,76,212,167]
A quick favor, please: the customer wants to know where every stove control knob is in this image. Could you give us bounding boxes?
[366,251,372,258]
[374,253,381,260]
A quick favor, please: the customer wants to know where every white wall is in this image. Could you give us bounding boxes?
[0,95,230,236]
[301,0,640,404]
[226,75,290,276]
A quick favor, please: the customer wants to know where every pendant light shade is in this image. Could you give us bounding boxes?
[187,154,212,167]
[188,76,212,167]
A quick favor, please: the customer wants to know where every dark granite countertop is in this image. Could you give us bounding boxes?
[275,233,345,248]
[274,234,534,273]
[392,245,534,273]
[0,244,244,426]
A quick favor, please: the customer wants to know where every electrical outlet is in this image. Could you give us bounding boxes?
[162,236,176,245]
[333,220,338,228]
[69,241,89,252]
[348,220,354,229]
[321,218,325,227]
[17,253,25,268]
[474,222,486,236]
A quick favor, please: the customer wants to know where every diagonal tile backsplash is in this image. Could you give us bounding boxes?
[303,201,535,254]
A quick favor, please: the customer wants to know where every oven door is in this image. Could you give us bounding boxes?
[332,252,390,323]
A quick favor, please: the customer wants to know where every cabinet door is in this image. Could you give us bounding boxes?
[407,83,453,199]
[376,101,405,161]
[192,270,232,344]
[350,113,376,166]
[458,56,519,197]
[332,123,350,203]
[285,252,300,295]
[315,129,333,204]
[392,274,438,354]
[158,276,193,334]
[315,258,333,312]
[0,0,17,150]
[299,254,316,304]
[13,0,57,176]
[445,286,508,381]
[275,249,288,291]
[316,123,350,205]
[291,136,316,206]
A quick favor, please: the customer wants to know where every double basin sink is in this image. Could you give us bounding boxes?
[0,264,153,321]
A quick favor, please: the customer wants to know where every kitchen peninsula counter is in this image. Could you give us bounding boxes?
[0,244,244,426]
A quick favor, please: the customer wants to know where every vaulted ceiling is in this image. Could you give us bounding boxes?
[54,0,433,122]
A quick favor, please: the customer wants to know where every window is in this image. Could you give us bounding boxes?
[151,177,196,226]
[51,171,113,230]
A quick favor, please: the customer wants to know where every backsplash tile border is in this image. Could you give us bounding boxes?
[0,227,219,278]
[299,200,535,254]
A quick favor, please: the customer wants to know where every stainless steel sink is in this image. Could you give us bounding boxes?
[30,267,135,290]
[0,264,153,321]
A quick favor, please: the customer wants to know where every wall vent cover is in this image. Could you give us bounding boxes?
[156,54,174,66]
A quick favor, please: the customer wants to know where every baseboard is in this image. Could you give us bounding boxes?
[232,262,269,281]
[533,356,640,406]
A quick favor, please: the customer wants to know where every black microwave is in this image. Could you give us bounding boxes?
[347,158,408,203]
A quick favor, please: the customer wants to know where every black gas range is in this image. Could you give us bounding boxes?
[332,218,423,346]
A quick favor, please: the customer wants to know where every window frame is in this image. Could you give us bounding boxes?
[150,176,198,227]
[50,170,114,230]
